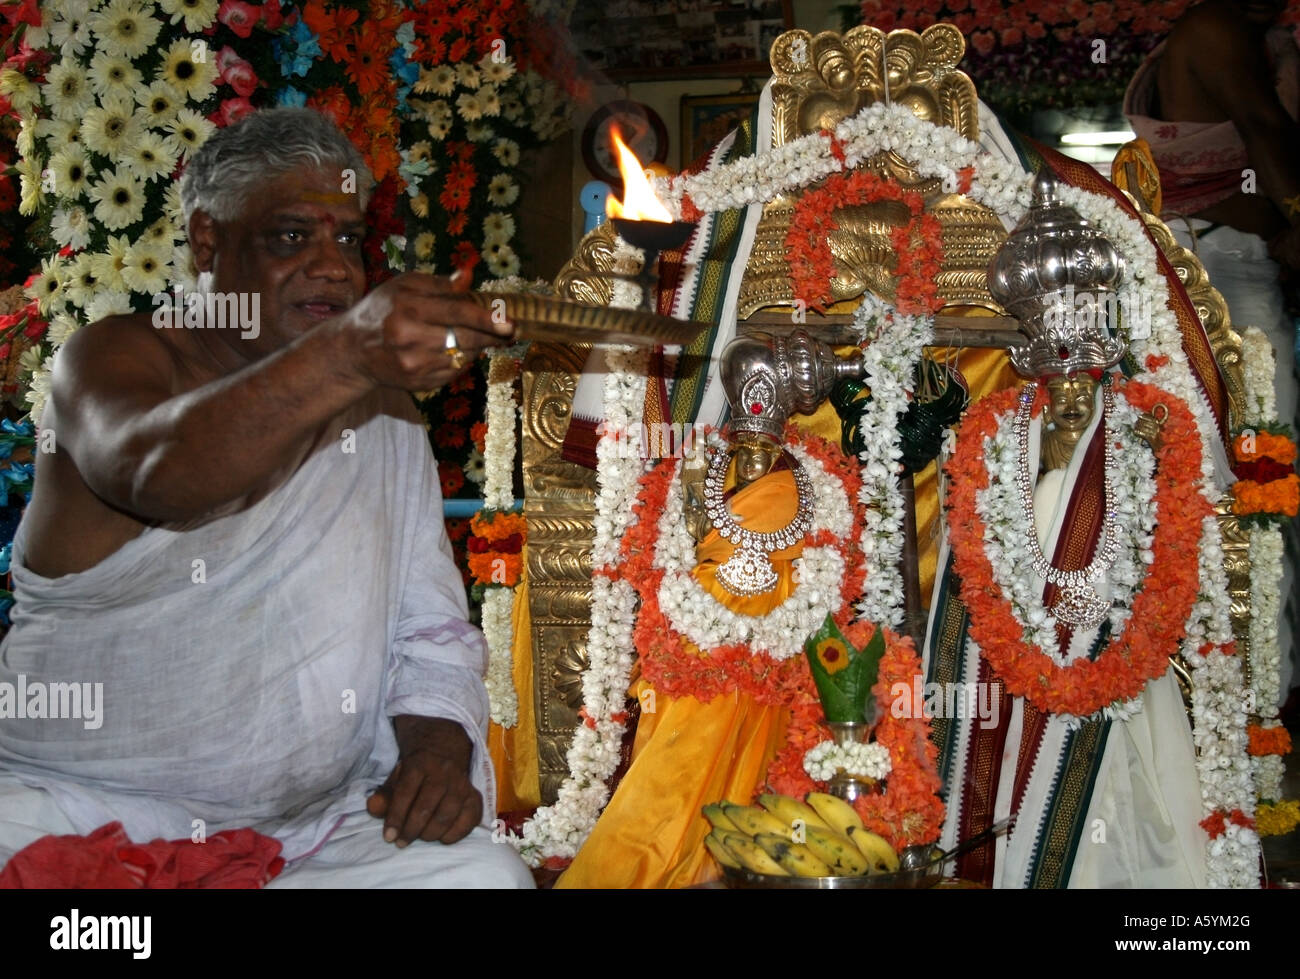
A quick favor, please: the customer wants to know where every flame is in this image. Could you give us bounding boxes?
[605,128,672,222]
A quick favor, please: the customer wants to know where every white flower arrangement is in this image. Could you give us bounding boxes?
[511,344,646,864]
[478,348,522,728]
[849,295,933,627]
[803,739,892,783]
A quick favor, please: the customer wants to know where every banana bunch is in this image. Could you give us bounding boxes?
[702,792,900,879]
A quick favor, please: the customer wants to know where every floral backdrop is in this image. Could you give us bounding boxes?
[0,0,586,425]
[855,0,1300,114]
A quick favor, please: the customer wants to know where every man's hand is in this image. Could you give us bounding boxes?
[366,716,483,846]
[336,270,513,394]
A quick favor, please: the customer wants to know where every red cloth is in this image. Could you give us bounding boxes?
[0,821,285,889]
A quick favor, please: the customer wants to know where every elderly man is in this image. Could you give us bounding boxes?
[0,107,532,888]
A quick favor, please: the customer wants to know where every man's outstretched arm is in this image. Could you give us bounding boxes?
[48,273,510,523]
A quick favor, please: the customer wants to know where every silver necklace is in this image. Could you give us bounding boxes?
[703,445,813,597]
[1013,382,1121,630]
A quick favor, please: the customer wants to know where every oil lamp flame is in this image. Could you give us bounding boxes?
[605,128,672,222]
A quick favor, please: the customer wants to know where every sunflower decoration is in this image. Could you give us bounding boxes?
[804,614,885,724]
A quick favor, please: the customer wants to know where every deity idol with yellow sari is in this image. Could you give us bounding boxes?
[556,331,871,888]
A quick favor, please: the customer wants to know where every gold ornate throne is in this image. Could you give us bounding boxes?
[517,25,1250,803]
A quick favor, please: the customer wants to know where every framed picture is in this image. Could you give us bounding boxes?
[581,100,670,192]
[680,92,761,168]
[570,0,794,81]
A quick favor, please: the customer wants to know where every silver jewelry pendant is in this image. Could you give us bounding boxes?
[716,542,781,597]
[1052,583,1111,630]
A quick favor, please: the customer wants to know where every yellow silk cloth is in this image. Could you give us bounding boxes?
[488,555,541,813]
[557,469,803,888]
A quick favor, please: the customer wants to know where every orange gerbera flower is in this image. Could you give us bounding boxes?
[302,1,358,62]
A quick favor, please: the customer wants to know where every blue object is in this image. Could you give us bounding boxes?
[580,181,611,234]
[442,499,523,518]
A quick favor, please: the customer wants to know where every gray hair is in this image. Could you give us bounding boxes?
[179,107,376,225]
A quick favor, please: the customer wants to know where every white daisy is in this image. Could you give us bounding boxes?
[486,245,520,279]
[89,0,163,61]
[48,143,92,201]
[84,288,135,325]
[158,0,219,33]
[63,253,102,309]
[456,64,480,90]
[456,92,483,122]
[416,65,457,97]
[466,121,494,142]
[81,97,144,158]
[482,212,515,243]
[492,138,520,167]
[50,1,94,58]
[88,50,144,102]
[46,312,81,348]
[43,58,96,122]
[124,129,178,182]
[120,240,172,295]
[157,36,217,104]
[414,231,435,260]
[136,80,181,128]
[25,360,55,428]
[164,107,216,160]
[479,54,515,85]
[88,167,148,232]
[30,257,67,318]
[51,205,93,251]
[477,84,500,117]
[487,174,519,207]
[35,116,82,148]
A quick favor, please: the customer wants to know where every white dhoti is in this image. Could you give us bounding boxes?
[0,392,531,888]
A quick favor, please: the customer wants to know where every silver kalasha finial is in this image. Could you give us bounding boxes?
[720,329,863,441]
[988,170,1127,378]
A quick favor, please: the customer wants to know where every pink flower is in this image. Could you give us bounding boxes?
[215,96,255,126]
[217,45,259,96]
[970,30,996,56]
[218,0,259,38]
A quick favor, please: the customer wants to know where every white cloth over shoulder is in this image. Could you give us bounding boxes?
[0,393,495,862]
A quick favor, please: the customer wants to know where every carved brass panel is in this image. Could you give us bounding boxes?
[739,25,1006,318]
[522,342,598,803]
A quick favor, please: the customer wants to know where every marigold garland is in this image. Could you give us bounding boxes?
[1257,800,1300,837]
[467,510,525,588]
[1246,723,1293,758]
[946,379,1210,717]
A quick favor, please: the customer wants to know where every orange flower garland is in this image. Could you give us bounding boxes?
[467,510,525,588]
[946,379,1210,717]
[1231,428,1299,520]
[1246,724,1293,758]
[786,165,945,316]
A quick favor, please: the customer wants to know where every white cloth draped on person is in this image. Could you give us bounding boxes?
[0,392,496,865]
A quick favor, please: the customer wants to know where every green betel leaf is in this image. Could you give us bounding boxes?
[803,614,857,723]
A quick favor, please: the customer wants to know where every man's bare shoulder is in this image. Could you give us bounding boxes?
[1167,1,1254,55]
[54,313,178,391]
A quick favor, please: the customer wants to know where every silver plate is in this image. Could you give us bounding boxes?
[719,852,949,889]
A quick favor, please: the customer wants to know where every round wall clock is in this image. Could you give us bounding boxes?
[581,100,668,192]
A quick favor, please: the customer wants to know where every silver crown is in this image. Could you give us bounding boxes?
[988,170,1127,378]
[720,329,863,441]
